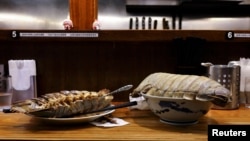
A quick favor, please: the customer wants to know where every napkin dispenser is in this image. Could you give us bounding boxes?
[8,60,37,102]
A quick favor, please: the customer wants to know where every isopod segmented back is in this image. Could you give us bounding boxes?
[131,72,230,106]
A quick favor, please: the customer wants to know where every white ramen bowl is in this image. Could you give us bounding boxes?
[141,93,212,125]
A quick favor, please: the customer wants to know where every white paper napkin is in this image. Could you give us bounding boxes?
[239,58,250,92]
[239,58,250,103]
[129,95,150,110]
[90,117,129,127]
[8,60,36,90]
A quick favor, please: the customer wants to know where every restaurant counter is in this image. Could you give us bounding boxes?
[0,103,250,141]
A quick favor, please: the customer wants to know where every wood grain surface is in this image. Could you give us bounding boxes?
[1,30,250,102]
[0,103,250,141]
[69,0,97,30]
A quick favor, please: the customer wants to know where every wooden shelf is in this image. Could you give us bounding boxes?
[1,30,250,100]
[1,30,250,42]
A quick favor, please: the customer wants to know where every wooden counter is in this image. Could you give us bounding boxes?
[0,103,250,141]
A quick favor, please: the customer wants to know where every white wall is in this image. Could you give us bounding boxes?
[0,0,69,30]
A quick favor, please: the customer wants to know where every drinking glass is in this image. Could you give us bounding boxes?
[0,76,12,111]
[244,77,250,108]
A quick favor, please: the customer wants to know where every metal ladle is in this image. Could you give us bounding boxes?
[104,84,133,97]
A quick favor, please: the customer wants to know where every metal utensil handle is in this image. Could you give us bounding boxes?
[201,62,213,67]
[106,84,133,96]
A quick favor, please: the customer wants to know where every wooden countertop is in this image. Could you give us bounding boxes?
[0,103,250,141]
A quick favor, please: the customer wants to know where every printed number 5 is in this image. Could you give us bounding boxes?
[12,31,17,38]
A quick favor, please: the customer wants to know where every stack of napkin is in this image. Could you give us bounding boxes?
[239,58,250,103]
[8,60,36,91]
[8,60,36,102]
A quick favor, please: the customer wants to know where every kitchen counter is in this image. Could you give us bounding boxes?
[0,103,250,141]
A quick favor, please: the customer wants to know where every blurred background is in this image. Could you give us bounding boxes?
[0,0,250,30]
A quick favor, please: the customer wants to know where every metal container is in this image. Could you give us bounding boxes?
[202,62,240,109]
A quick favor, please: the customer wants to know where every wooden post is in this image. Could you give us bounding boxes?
[69,0,98,30]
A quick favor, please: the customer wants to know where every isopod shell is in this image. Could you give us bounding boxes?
[131,72,230,106]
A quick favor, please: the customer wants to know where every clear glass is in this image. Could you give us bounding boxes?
[0,77,13,111]
[244,77,250,108]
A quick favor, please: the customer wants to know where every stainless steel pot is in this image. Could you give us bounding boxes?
[201,62,240,110]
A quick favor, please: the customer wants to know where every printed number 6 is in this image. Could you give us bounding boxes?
[227,31,233,39]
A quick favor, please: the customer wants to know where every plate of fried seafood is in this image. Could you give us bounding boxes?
[28,109,115,124]
[5,85,134,124]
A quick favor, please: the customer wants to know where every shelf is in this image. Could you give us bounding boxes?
[127,3,250,16]
[126,2,250,29]
[1,30,250,42]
